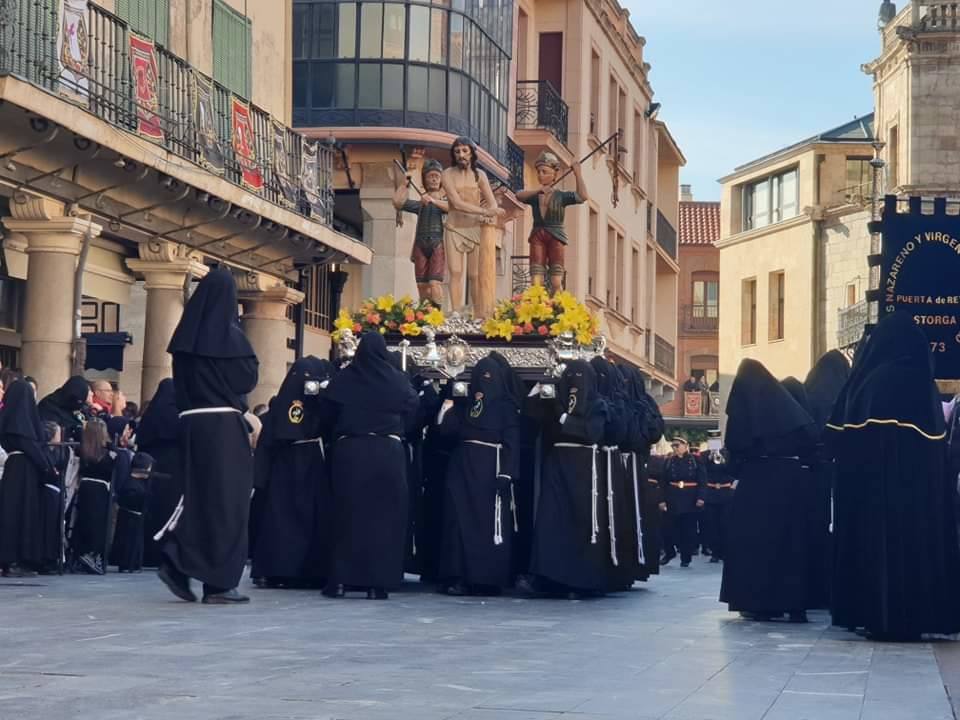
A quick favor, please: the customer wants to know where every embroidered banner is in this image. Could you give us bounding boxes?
[128,33,163,142]
[300,137,325,218]
[683,391,703,418]
[231,96,263,192]
[272,120,298,207]
[57,0,90,102]
[193,73,224,175]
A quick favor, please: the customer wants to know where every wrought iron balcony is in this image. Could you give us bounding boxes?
[0,0,334,226]
[506,137,524,193]
[654,334,676,377]
[838,300,869,349]
[516,80,569,146]
[656,210,678,260]
[680,304,719,334]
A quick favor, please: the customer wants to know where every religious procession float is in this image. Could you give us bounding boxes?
[334,136,612,387]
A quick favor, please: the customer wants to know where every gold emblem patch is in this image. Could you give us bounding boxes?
[288,399,305,424]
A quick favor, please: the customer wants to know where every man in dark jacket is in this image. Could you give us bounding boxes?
[659,438,706,567]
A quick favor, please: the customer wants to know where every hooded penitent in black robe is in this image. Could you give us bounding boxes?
[827,312,960,639]
[530,361,610,594]
[619,366,665,579]
[111,452,153,572]
[38,376,89,443]
[252,357,334,586]
[0,381,56,571]
[400,363,442,578]
[802,353,851,607]
[160,268,259,593]
[323,332,418,592]
[719,359,821,618]
[137,379,182,568]
[436,354,521,593]
[590,358,636,589]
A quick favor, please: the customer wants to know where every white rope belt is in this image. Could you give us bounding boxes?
[556,442,599,544]
[178,407,242,418]
[153,495,184,542]
[293,436,326,461]
[6,451,23,457]
[603,446,619,567]
[337,434,403,443]
[44,483,61,493]
[121,508,143,517]
[81,477,110,489]
[464,439,517,545]
[631,452,645,565]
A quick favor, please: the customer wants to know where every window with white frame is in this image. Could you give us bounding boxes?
[743,168,799,231]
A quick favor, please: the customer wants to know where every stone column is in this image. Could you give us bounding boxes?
[360,162,418,301]
[126,240,209,402]
[237,273,304,409]
[4,198,102,397]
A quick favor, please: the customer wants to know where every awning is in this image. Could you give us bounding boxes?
[83,332,133,372]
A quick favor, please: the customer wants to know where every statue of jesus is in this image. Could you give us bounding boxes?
[441,136,504,318]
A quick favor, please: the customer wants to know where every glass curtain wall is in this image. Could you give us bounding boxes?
[293,0,513,164]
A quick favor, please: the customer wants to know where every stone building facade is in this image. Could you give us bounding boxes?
[511,0,683,399]
[0,0,370,406]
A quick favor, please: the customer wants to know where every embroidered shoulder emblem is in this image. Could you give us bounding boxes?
[288,400,304,424]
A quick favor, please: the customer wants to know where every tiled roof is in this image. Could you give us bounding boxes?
[679,201,720,245]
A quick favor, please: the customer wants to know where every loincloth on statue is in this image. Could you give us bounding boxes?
[445,222,483,254]
[412,242,446,283]
[529,227,566,275]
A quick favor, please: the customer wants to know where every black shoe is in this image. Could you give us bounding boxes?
[202,588,250,604]
[660,553,676,566]
[322,583,345,598]
[739,611,773,622]
[709,556,721,564]
[157,564,197,602]
[367,587,388,600]
[445,582,467,596]
[680,561,690,568]
[788,611,808,624]
[78,553,104,575]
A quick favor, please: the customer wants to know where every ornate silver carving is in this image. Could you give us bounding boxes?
[336,328,358,362]
[434,312,485,336]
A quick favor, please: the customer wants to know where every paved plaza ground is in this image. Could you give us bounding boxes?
[0,560,957,720]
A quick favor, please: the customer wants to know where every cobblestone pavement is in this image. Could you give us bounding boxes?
[0,559,954,720]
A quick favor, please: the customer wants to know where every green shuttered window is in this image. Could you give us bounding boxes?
[213,0,253,99]
[116,0,170,47]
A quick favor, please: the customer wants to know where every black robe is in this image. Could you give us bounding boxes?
[719,359,822,615]
[70,451,117,573]
[161,268,259,591]
[828,311,960,638]
[0,381,56,569]
[137,379,182,568]
[110,452,150,572]
[436,354,521,590]
[403,371,442,577]
[252,357,334,584]
[530,361,610,593]
[323,332,418,589]
[591,358,635,590]
[619,365,665,580]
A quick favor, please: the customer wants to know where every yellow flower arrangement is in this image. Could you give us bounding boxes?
[483,286,598,345]
[333,295,444,341]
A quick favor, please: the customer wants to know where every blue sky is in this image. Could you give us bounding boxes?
[621,0,881,201]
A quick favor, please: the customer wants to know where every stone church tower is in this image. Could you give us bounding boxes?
[865,2,960,196]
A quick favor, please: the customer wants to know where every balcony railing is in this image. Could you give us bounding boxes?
[654,334,676,376]
[506,137,524,193]
[515,80,569,146]
[0,1,334,226]
[680,304,719,334]
[511,255,531,296]
[838,300,869,349]
[656,210,678,260]
[914,3,960,30]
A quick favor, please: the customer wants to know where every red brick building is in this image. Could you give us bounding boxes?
[661,190,720,430]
